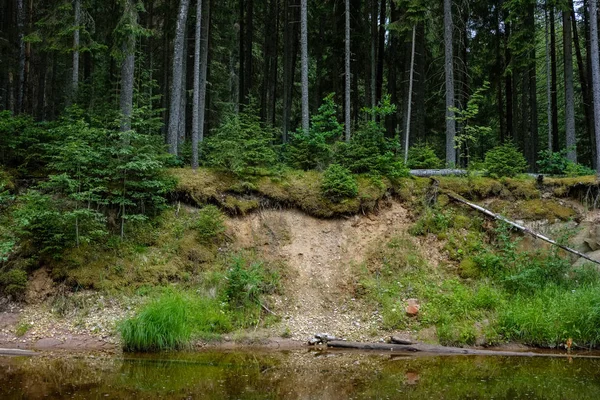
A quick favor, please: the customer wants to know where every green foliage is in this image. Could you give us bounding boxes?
[225,257,280,309]
[484,142,528,177]
[409,208,454,236]
[451,82,493,166]
[44,112,175,234]
[194,205,225,243]
[0,269,28,298]
[203,105,278,176]
[407,143,443,169]
[321,164,358,202]
[287,94,343,170]
[499,285,600,347]
[120,289,233,352]
[13,191,106,256]
[120,291,192,352]
[335,122,408,179]
[538,149,595,176]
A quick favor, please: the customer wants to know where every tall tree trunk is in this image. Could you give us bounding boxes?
[528,4,539,171]
[545,2,552,150]
[370,0,377,113]
[344,0,351,142]
[564,9,576,162]
[572,2,594,161]
[550,5,559,151]
[178,35,188,151]
[192,0,202,170]
[404,25,416,163]
[16,0,25,114]
[72,0,81,99]
[120,0,137,132]
[243,0,253,104]
[300,0,309,133]
[282,0,298,142]
[590,0,600,175]
[197,0,210,153]
[167,0,190,154]
[375,0,385,105]
[444,0,456,165]
[505,20,513,140]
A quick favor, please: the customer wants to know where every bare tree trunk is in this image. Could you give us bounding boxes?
[72,0,81,99]
[300,0,309,133]
[197,0,210,150]
[370,0,377,114]
[564,9,576,162]
[120,0,137,132]
[545,2,552,150]
[192,0,202,170]
[375,0,385,105]
[344,0,351,142]
[178,34,188,152]
[550,5,559,151]
[16,0,25,114]
[590,0,600,175]
[404,25,416,163]
[168,0,190,154]
[572,2,594,157]
[444,0,456,165]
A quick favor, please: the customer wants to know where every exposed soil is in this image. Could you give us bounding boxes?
[230,200,442,342]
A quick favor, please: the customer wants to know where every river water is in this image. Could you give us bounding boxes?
[1,350,600,399]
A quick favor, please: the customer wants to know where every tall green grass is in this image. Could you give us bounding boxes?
[120,291,232,352]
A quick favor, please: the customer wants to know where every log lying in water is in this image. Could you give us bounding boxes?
[445,191,600,266]
[410,169,468,177]
[325,341,599,358]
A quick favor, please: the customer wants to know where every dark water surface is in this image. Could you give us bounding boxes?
[2,350,600,399]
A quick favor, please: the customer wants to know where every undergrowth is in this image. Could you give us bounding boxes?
[355,205,600,348]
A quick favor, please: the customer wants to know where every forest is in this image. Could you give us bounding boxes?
[2,0,600,172]
[4,0,600,354]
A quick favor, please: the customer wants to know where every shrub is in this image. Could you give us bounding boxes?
[286,94,342,170]
[407,143,442,169]
[321,164,358,202]
[0,269,28,298]
[195,205,225,244]
[484,142,528,177]
[537,149,570,175]
[203,105,278,176]
[225,257,279,309]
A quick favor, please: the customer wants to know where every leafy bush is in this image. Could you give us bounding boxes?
[13,190,107,256]
[0,269,28,298]
[225,257,279,309]
[538,149,595,176]
[321,164,358,202]
[286,94,342,170]
[335,122,408,179]
[195,205,225,243]
[407,143,443,169]
[484,142,528,177]
[203,105,278,176]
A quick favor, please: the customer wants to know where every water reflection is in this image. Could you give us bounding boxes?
[1,350,600,399]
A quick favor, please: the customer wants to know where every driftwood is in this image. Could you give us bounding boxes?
[326,341,600,359]
[445,191,600,266]
[410,169,468,177]
[0,348,38,356]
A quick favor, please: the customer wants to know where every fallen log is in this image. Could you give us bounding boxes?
[326,341,600,358]
[0,348,38,356]
[445,191,600,266]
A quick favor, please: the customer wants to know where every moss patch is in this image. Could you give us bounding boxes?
[172,168,394,218]
[486,199,577,222]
